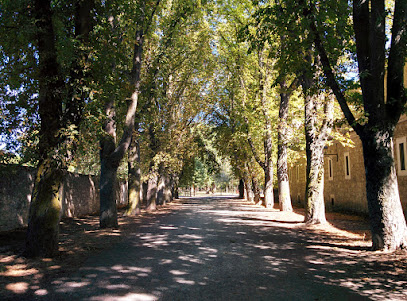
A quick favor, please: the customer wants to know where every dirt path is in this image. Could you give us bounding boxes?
[2,196,407,300]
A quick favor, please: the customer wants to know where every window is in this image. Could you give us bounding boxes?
[396,137,407,176]
[327,158,333,181]
[344,152,351,179]
[330,194,335,207]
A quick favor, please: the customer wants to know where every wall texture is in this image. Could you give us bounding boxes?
[0,164,128,232]
[289,116,407,217]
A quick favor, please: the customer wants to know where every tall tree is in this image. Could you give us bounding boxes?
[301,69,334,224]
[22,0,94,257]
[99,0,157,228]
[277,76,297,211]
[301,0,407,249]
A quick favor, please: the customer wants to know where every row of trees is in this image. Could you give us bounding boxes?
[1,0,406,255]
[1,0,222,257]
[209,0,407,251]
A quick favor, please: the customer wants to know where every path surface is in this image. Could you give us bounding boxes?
[20,197,406,300]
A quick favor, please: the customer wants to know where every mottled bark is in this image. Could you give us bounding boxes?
[278,80,293,212]
[157,169,171,205]
[99,8,144,227]
[361,129,407,250]
[146,175,158,211]
[25,160,63,257]
[244,50,274,208]
[302,75,333,224]
[252,177,262,205]
[126,130,141,215]
[244,179,254,203]
[25,0,65,257]
[260,51,274,208]
[305,142,326,224]
[304,0,407,250]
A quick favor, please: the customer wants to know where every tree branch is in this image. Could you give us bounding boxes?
[303,4,362,136]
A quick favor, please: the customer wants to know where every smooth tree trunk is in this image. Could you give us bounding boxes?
[361,128,407,250]
[277,80,294,212]
[263,157,274,208]
[259,50,274,208]
[126,130,141,215]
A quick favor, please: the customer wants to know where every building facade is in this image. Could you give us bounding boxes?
[289,116,407,217]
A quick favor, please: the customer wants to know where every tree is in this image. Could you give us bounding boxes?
[98,0,162,227]
[277,76,297,211]
[300,0,407,249]
[15,0,94,257]
[301,74,334,224]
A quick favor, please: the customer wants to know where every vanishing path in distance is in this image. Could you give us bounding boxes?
[25,197,405,300]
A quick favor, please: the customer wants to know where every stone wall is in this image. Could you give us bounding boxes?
[0,164,128,232]
[288,116,407,217]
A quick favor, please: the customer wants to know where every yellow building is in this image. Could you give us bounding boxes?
[289,65,407,216]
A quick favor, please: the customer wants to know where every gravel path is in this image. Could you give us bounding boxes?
[19,196,406,300]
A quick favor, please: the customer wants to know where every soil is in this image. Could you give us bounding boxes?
[1,196,406,300]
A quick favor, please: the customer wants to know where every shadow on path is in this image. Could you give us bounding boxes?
[7,197,407,300]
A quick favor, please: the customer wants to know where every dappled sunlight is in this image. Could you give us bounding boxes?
[1,196,406,300]
[89,292,158,301]
[5,282,29,294]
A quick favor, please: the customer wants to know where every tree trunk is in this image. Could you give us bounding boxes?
[264,163,274,208]
[163,174,172,203]
[156,174,165,205]
[126,131,141,215]
[99,96,120,228]
[252,177,262,205]
[361,128,407,251]
[99,10,143,227]
[25,160,63,257]
[245,179,254,203]
[25,0,65,258]
[302,74,333,224]
[238,179,245,199]
[303,0,407,250]
[172,174,179,199]
[305,143,326,224]
[141,181,148,205]
[146,176,158,211]
[99,156,119,228]
[278,87,293,212]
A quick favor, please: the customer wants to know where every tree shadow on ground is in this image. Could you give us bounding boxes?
[1,197,406,300]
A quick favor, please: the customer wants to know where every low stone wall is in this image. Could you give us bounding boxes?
[0,164,128,232]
